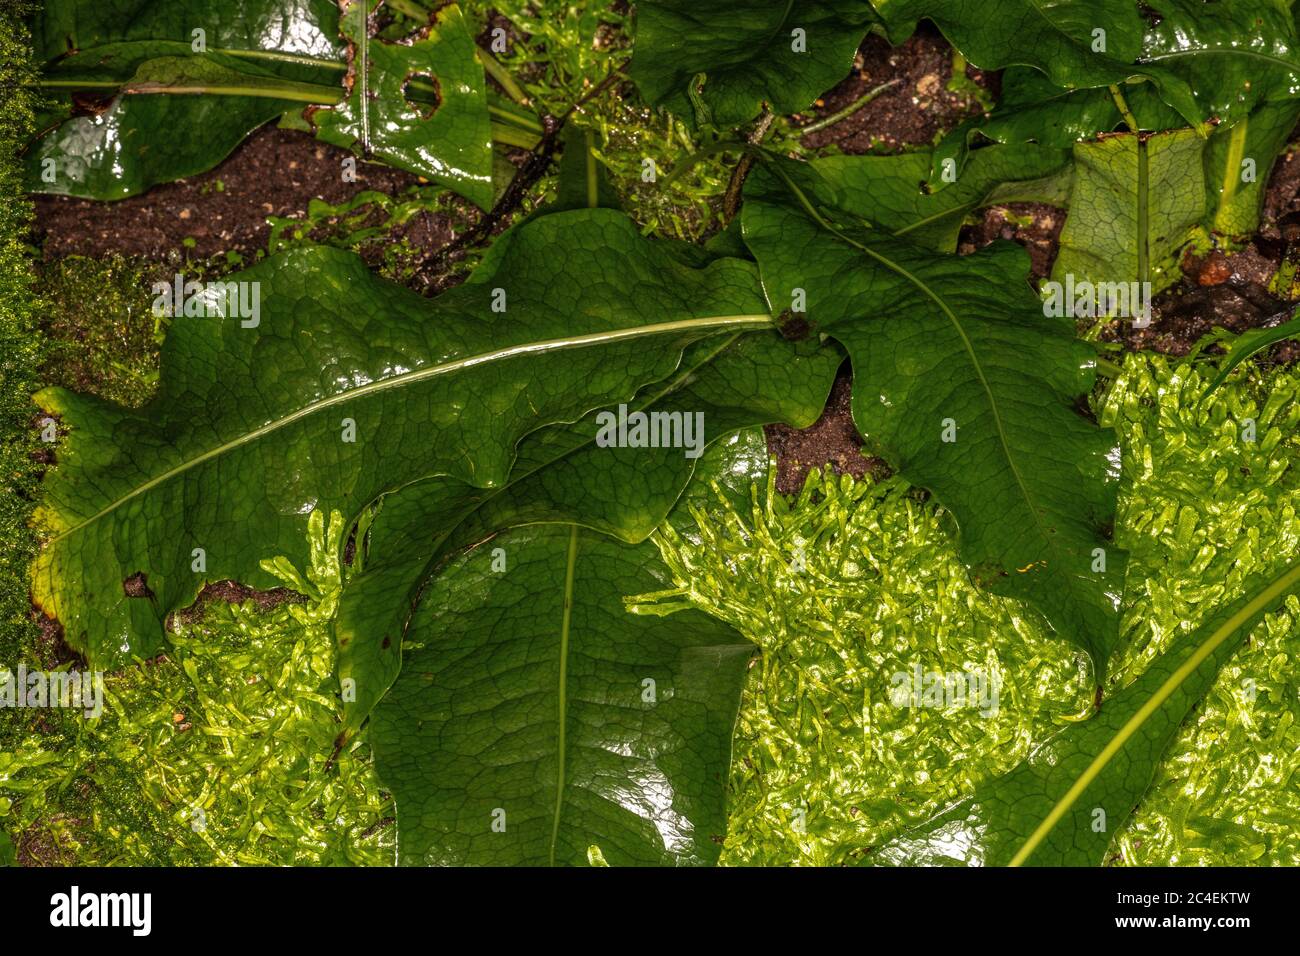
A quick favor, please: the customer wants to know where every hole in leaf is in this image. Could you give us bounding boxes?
[343,522,358,566]
[122,572,155,599]
[403,72,442,120]
[70,92,115,118]
[777,310,813,341]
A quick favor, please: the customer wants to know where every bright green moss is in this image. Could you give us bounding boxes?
[8,352,1299,866]
[0,3,46,806]
[644,467,1090,866]
[1,511,393,865]
[643,353,1300,866]
[35,255,167,408]
[1106,359,1300,865]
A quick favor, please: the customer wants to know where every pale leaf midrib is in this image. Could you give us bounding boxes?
[48,314,770,545]
[549,525,579,867]
[351,331,745,733]
[769,168,1074,589]
[1007,559,1300,865]
[1140,46,1300,73]
[356,6,370,154]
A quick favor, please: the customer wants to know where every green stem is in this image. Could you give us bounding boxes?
[476,48,528,105]
[800,79,901,134]
[1095,357,1125,379]
[38,76,344,104]
[1214,118,1250,233]
[491,121,540,150]
[1136,139,1149,292]
[584,129,600,208]
[213,47,346,70]
[1111,85,1149,292]
[1107,83,1140,134]
[661,139,768,190]
[487,96,543,133]
[37,77,544,139]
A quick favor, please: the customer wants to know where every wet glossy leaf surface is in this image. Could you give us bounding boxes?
[868,559,1300,866]
[314,2,493,208]
[742,161,1127,671]
[33,209,782,666]
[1053,128,1206,296]
[26,0,494,203]
[335,328,838,729]
[631,0,876,127]
[812,144,1070,252]
[874,0,1300,130]
[372,515,754,865]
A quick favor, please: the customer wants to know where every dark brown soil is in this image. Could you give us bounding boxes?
[960,202,1065,282]
[773,25,1003,487]
[171,580,306,629]
[1116,244,1297,357]
[32,125,468,270]
[31,610,84,670]
[796,23,997,152]
[1260,143,1300,237]
[26,22,1300,499]
[765,365,887,495]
